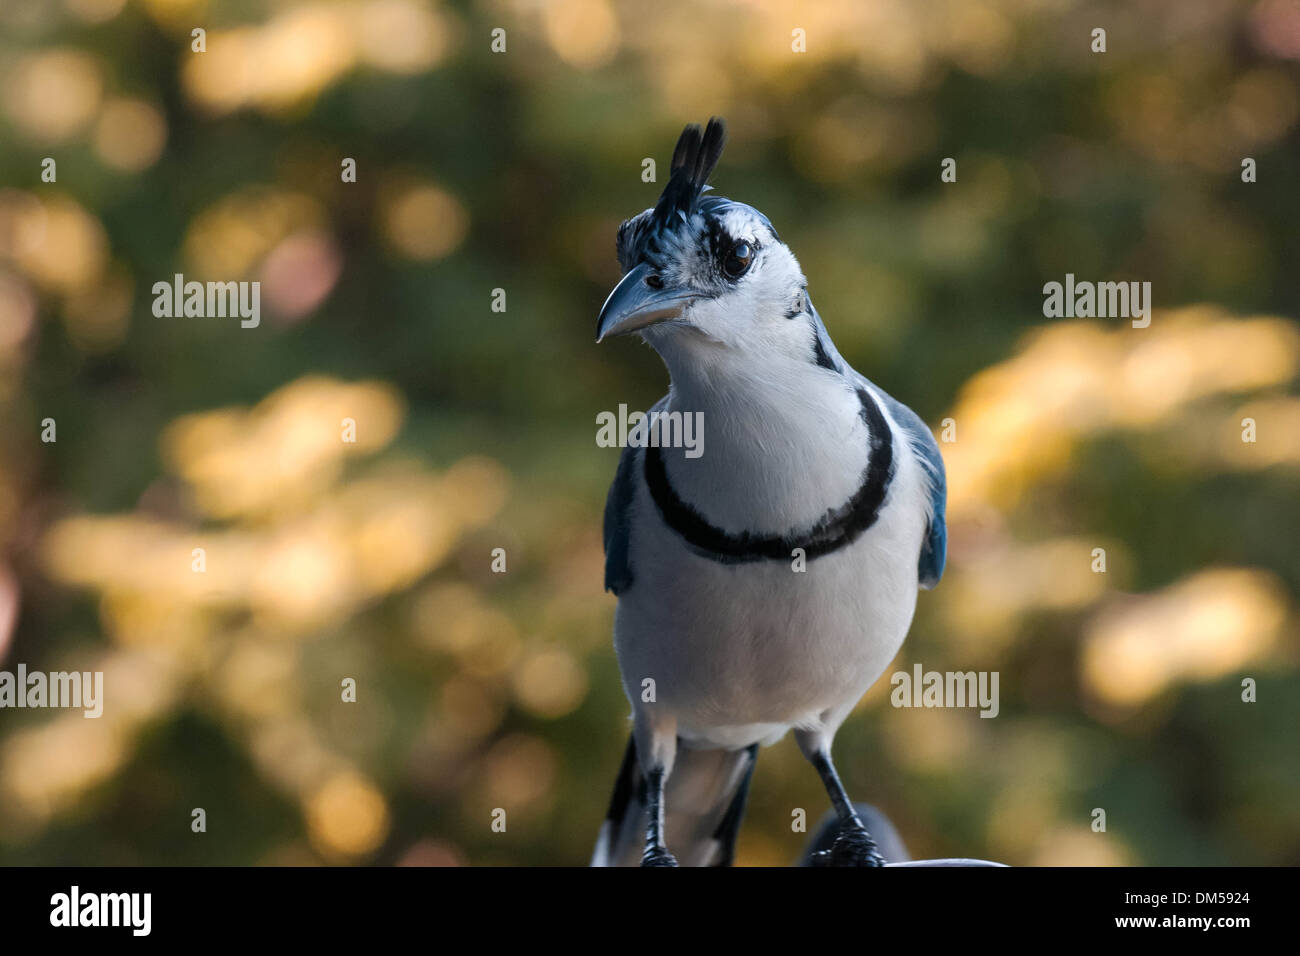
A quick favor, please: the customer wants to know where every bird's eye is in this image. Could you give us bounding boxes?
[722,241,753,279]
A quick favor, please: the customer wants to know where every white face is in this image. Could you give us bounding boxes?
[616,198,815,362]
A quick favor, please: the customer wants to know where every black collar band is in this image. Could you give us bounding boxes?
[644,387,895,564]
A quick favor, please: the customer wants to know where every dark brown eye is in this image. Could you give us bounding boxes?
[722,241,753,279]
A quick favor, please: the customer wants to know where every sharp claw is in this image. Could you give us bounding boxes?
[828,827,886,867]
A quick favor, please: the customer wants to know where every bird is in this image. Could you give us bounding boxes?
[590,117,947,867]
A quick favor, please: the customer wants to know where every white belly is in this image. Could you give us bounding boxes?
[613,448,928,750]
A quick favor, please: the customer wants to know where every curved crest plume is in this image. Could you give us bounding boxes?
[650,117,728,231]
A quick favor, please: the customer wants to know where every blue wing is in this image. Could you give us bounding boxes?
[602,442,639,594]
[814,302,947,590]
[879,393,947,589]
[603,397,666,594]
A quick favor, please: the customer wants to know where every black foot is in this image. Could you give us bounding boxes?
[810,827,886,867]
[641,845,679,867]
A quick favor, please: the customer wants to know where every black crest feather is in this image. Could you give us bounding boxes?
[651,117,727,230]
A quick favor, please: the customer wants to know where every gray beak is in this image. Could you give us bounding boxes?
[596,263,699,342]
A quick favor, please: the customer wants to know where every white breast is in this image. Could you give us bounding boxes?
[613,377,930,750]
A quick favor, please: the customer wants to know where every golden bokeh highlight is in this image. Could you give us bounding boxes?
[92,98,168,172]
[379,181,470,262]
[0,192,109,296]
[1082,568,1289,711]
[306,771,391,859]
[163,376,403,519]
[5,375,513,854]
[2,50,103,144]
[182,0,451,115]
[65,0,127,23]
[544,0,621,69]
[184,187,327,278]
[0,648,183,834]
[1229,397,1300,467]
[943,308,1300,520]
[943,536,1121,653]
[1029,826,1134,867]
[356,0,452,74]
[510,647,588,718]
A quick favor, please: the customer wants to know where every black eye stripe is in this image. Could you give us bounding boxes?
[620,205,768,282]
[702,218,732,261]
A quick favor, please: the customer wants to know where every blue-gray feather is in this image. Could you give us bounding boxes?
[604,397,668,594]
[877,391,947,588]
[603,445,639,594]
[808,307,947,589]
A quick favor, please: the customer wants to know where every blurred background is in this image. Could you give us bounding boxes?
[0,0,1297,866]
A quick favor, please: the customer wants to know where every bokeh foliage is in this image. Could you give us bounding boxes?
[0,0,1297,865]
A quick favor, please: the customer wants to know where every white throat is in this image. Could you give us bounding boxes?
[651,340,874,535]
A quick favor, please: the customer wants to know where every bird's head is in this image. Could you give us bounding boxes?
[597,118,817,368]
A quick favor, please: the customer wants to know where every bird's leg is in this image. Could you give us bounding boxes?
[641,765,678,867]
[807,750,885,867]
